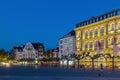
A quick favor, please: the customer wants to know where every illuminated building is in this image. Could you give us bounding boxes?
[59,30,75,58]
[12,42,44,60]
[74,9,120,69]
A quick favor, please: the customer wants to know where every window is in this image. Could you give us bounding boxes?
[85,43,88,49]
[69,39,72,42]
[111,24,115,31]
[118,38,120,44]
[101,40,104,48]
[90,42,92,49]
[85,31,88,38]
[90,30,92,38]
[60,50,63,53]
[94,41,98,48]
[78,44,81,49]
[118,23,120,30]
[95,28,98,37]
[60,40,63,44]
[111,38,114,45]
[100,27,104,35]
[60,45,63,49]
[77,32,81,38]
[118,11,120,15]
[64,39,67,43]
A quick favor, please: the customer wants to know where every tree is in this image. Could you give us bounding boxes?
[0,49,8,61]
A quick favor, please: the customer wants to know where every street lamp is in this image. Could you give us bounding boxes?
[105,55,107,69]
[76,55,80,68]
[111,54,114,71]
[91,55,94,70]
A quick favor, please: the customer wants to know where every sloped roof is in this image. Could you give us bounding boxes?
[60,30,75,39]
[13,46,23,51]
[32,42,44,50]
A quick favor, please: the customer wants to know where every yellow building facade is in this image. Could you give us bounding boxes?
[74,9,120,69]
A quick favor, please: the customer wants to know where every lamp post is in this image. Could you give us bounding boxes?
[111,54,114,71]
[67,55,69,68]
[91,55,94,70]
[105,55,107,69]
[76,55,80,69]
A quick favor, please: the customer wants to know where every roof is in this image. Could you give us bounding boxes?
[32,42,44,50]
[60,30,75,39]
[13,46,23,51]
[76,9,120,28]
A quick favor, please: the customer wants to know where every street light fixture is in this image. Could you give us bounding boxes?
[111,54,114,71]
[91,55,94,70]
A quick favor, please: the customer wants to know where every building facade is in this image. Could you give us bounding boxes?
[59,30,76,58]
[12,42,44,60]
[74,9,120,68]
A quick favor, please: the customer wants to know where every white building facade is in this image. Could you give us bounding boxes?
[13,42,44,60]
[59,30,76,58]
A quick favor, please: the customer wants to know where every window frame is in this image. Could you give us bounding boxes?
[100,27,104,36]
[85,30,88,39]
[111,23,115,31]
[90,30,93,38]
[95,28,98,37]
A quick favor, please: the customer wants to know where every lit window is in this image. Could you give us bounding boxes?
[94,41,98,48]
[100,27,104,35]
[90,42,92,49]
[101,40,104,48]
[64,39,67,43]
[77,32,81,38]
[85,43,88,49]
[95,28,98,37]
[85,31,88,38]
[118,23,120,30]
[90,30,92,38]
[118,38,120,44]
[111,38,114,45]
[111,24,115,31]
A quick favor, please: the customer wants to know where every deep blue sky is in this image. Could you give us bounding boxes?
[0,0,120,51]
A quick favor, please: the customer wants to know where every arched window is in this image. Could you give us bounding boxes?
[90,42,92,49]
[111,38,114,45]
[94,41,98,48]
[100,27,104,35]
[118,23,120,30]
[85,31,88,38]
[101,40,104,48]
[85,43,88,49]
[77,31,81,38]
[118,38,120,44]
[95,28,98,37]
[111,23,115,31]
[90,30,92,38]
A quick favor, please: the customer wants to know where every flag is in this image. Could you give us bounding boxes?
[113,36,118,53]
[98,40,101,54]
[66,47,69,56]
